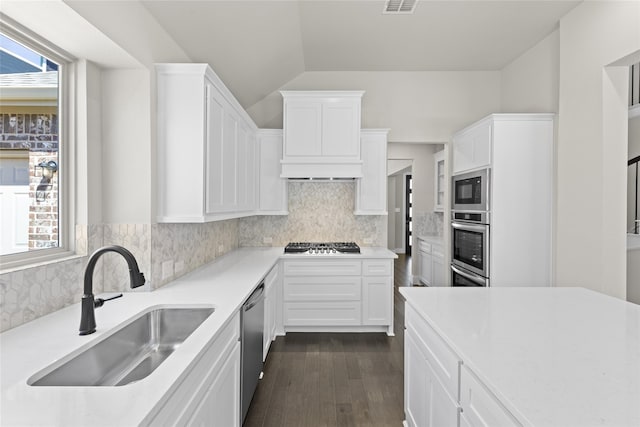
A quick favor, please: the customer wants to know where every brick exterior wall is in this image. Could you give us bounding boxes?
[0,112,59,250]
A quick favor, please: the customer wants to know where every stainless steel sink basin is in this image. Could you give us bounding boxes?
[29,306,215,387]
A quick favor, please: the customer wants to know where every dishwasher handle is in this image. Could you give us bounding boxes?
[243,283,264,311]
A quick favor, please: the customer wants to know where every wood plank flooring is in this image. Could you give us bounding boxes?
[244,254,412,427]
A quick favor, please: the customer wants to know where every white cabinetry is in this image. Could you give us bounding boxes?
[434,149,445,212]
[156,63,257,222]
[405,305,461,427]
[282,257,394,335]
[280,91,364,178]
[355,129,389,215]
[257,130,288,215]
[452,118,492,174]
[145,313,241,426]
[418,238,445,287]
[362,259,393,328]
[452,114,554,287]
[263,264,280,361]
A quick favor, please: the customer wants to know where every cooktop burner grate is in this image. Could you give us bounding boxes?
[284,242,361,254]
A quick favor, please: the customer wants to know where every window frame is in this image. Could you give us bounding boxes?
[0,16,78,271]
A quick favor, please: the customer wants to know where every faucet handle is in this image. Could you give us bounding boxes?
[94,293,123,308]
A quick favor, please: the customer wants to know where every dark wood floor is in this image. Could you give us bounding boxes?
[244,254,412,427]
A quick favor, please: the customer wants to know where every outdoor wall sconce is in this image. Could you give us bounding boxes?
[36,160,58,202]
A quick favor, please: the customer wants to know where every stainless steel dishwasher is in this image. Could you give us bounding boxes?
[240,283,264,424]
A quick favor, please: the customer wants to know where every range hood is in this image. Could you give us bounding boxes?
[280,90,364,179]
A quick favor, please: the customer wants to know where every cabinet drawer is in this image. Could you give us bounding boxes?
[362,259,392,276]
[460,366,520,426]
[284,276,361,301]
[418,240,431,254]
[406,305,461,400]
[284,301,361,326]
[283,260,362,276]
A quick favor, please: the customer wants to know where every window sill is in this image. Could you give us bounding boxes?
[0,249,84,275]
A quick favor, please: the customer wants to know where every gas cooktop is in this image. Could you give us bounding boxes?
[284,242,361,255]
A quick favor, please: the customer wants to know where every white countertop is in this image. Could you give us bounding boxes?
[400,287,640,427]
[0,246,396,426]
[0,247,282,426]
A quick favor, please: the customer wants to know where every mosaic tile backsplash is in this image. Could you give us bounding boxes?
[413,211,444,237]
[0,220,239,332]
[239,181,387,247]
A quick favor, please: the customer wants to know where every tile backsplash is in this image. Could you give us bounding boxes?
[413,211,444,237]
[0,220,239,332]
[239,181,386,247]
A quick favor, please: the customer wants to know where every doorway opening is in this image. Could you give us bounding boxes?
[405,174,412,255]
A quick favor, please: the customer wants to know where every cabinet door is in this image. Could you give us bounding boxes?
[434,150,445,212]
[237,125,256,212]
[257,130,287,213]
[187,342,241,427]
[283,100,322,157]
[453,120,492,174]
[355,130,387,214]
[419,250,432,286]
[405,331,459,427]
[321,99,360,157]
[221,112,238,211]
[432,254,445,287]
[362,276,392,325]
[205,82,226,214]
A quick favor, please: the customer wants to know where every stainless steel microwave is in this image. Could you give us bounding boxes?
[452,168,490,211]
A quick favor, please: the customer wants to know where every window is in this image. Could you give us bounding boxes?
[0,19,75,269]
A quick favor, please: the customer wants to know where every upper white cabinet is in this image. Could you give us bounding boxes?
[355,129,388,215]
[257,130,288,215]
[452,117,492,174]
[280,91,364,178]
[156,63,257,222]
[434,150,445,212]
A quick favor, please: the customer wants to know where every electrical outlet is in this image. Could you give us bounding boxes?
[263,236,273,245]
[218,244,224,254]
[161,260,174,280]
[363,238,373,245]
[175,260,185,273]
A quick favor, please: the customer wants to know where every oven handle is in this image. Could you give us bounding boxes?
[451,264,487,286]
[451,221,487,233]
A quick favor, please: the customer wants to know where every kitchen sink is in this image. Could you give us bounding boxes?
[28,306,215,387]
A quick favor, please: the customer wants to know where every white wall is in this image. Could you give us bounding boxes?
[555,1,640,298]
[101,70,152,223]
[247,71,502,143]
[388,143,437,213]
[501,30,559,113]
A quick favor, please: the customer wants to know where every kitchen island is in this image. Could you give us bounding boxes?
[400,287,640,426]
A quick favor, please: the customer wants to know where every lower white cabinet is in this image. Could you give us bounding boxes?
[145,313,241,426]
[282,258,394,335]
[263,264,280,361]
[404,304,520,427]
[405,332,459,427]
[186,342,241,427]
[418,238,445,287]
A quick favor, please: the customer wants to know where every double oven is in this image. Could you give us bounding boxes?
[451,168,490,287]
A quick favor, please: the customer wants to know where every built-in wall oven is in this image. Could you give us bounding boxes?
[452,168,490,212]
[451,211,489,287]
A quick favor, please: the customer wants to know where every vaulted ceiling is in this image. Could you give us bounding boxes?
[140,0,580,109]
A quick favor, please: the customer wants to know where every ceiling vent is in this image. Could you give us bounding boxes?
[383,0,418,14]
